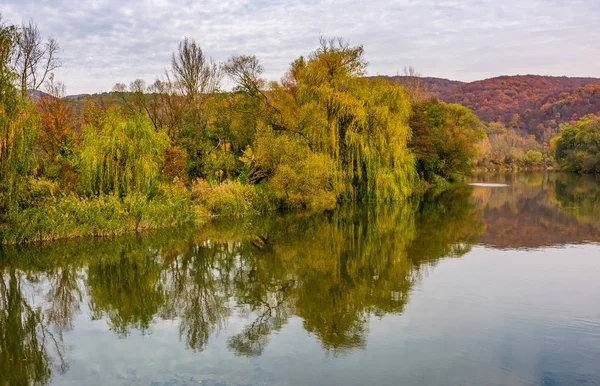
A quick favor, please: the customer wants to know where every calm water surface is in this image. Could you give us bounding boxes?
[2,173,600,386]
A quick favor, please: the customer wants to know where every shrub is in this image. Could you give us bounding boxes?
[191,179,279,216]
[523,150,543,166]
[0,183,198,244]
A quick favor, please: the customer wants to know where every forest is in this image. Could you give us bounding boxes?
[389,74,600,168]
[1,18,599,244]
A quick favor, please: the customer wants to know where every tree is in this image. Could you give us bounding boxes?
[112,79,157,127]
[12,20,60,97]
[523,150,543,166]
[225,38,416,201]
[296,37,414,200]
[0,14,18,101]
[0,16,37,213]
[409,99,486,181]
[222,55,265,94]
[146,79,186,134]
[37,74,77,161]
[401,65,426,102]
[223,54,302,140]
[78,107,169,197]
[553,115,600,173]
[170,37,220,101]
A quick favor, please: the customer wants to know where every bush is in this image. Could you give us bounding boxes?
[191,179,279,216]
[0,181,199,244]
[523,150,543,166]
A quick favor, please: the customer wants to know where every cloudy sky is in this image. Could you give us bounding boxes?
[2,0,599,95]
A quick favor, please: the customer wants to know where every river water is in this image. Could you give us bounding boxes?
[2,173,600,385]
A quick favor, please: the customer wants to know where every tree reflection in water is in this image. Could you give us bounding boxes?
[5,175,599,383]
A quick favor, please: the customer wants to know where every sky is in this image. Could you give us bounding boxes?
[2,0,599,95]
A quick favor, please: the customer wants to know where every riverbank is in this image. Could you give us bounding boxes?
[474,165,555,173]
[1,178,334,245]
[2,176,472,245]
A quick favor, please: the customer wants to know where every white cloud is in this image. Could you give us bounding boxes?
[2,0,599,94]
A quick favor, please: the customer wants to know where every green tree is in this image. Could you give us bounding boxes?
[78,107,169,197]
[0,18,37,214]
[553,115,600,173]
[523,150,543,166]
[409,98,486,182]
[226,38,416,202]
[296,38,415,200]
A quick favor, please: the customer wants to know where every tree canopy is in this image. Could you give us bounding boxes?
[409,98,485,182]
[553,115,600,173]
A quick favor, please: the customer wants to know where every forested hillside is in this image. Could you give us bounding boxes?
[387,75,600,141]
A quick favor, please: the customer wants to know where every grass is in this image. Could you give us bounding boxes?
[0,179,285,245]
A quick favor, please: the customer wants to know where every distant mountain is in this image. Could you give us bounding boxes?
[375,76,466,95]
[27,89,52,102]
[65,93,90,100]
[383,75,600,140]
[27,90,90,102]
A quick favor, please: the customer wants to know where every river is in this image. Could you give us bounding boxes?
[1,172,600,385]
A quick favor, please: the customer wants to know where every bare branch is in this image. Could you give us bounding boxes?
[171,37,221,101]
[13,19,61,97]
[223,55,265,94]
[401,65,427,102]
[44,72,66,98]
[112,82,127,92]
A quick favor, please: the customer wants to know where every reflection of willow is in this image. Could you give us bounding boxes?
[0,269,68,386]
[0,187,485,370]
[217,189,483,355]
[87,248,166,337]
[46,266,84,332]
[274,203,418,353]
[160,241,236,351]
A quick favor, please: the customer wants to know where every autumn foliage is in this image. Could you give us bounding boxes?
[37,90,77,159]
[388,75,600,141]
[0,15,542,243]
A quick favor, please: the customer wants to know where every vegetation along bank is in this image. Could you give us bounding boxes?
[1,18,598,244]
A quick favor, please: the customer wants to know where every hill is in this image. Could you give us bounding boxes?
[384,75,600,141]
[27,89,52,102]
[375,76,465,95]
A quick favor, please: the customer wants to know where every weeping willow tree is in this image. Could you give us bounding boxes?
[78,107,169,197]
[284,39,413,201]
[0,18,37,214]
[226,38,415,203]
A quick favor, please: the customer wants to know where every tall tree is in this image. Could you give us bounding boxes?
[37,73,77,162]
[170,37,220,101]
[296,38,415,200]
[0,16,37,213]
[12,20,60,97]
[223,55,265,95]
